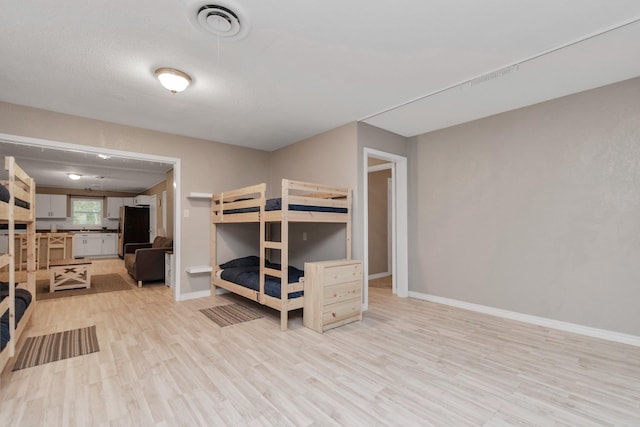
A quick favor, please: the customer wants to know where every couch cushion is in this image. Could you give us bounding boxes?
[151,236,173,249]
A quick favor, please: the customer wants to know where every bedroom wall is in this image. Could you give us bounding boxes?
[269,123,358,268]
[408,76,640,336]
[0,102,271,297]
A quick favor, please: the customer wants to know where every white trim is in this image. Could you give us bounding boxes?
[0,132,183,301]
[367,163,393,173]
[363,147,408,312]
[368,272,391,280]
[177,289,212,301]
[409,291,640,348]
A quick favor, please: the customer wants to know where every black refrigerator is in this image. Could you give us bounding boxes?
[118,206,150,258]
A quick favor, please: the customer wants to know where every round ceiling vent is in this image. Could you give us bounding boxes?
[196,4,244,38]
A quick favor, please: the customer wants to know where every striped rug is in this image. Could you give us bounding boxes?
[200,304,263,327]
[12,326,99,371]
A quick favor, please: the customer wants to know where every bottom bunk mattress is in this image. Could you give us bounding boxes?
[218,256,304,299]
[1,282,33,351]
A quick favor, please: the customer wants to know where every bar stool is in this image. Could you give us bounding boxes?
[18,233,40,271]
[47,233,68,268]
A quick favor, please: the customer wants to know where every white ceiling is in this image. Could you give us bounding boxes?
[1,0,640,155]
[0,141,171,193]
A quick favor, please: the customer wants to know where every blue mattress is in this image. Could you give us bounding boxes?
[219,258,304,299]
[1,282,33,351]
[223,197,347,215]
[0,185,30,209]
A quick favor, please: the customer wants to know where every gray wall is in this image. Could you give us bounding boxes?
[269,123,358,268]
[0,102,271,296]
[409,77,640,336]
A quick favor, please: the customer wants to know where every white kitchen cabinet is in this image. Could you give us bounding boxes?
[106,197,123,219]
[36,194,67,218]
[134,195,151,206]
[74,234,102,257]
[100,233,117,256]
[75,233,117,257]
[106,197,136,218]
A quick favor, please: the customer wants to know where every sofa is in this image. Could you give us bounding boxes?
[124,236,173,287]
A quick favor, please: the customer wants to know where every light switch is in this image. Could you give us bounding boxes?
[184,209,190,218]
[302,232,307,241]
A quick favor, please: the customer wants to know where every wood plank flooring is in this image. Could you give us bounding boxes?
[1,268,639,425]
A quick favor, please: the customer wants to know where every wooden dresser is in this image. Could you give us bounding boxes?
[303,259,362,333]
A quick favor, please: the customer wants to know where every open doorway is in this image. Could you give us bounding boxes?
[362,147,408,310]
[0,132,182,300]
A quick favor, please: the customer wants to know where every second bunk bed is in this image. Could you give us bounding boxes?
[211,179,351,330]
[0,156,36,375]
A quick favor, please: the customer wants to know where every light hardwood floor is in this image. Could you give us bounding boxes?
[1,267,639,426]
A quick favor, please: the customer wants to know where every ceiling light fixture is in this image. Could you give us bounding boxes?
[155,68,192,93]
[98,154,111,160]
[67,173,82,180]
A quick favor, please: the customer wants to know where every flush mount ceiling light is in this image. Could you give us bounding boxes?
[67,173,82,180]
[97,154,111,160]
[155,68,192,93]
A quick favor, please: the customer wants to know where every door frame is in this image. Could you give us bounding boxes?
[0,132,182,300]
[363,147,408,310]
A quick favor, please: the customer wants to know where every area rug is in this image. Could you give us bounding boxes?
[12,326,99,371]
[36,273,133,300]
[200,304,264,327]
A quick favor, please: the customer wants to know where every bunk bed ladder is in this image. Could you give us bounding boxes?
[261,179,290,330]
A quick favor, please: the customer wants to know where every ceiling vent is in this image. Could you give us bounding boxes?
[196,4,245,39]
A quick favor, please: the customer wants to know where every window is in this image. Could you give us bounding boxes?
[72,197,103,226]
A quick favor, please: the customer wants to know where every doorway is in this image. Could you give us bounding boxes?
[362,147,408,310]
[0,132,182,300]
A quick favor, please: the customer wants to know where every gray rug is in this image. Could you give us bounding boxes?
[12,326,99,371]
[200,304,264,327]
[36,273,133,300]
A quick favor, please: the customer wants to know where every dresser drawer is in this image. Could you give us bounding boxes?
[323,263,362,286]
[323,280,361,306]
[322,297,362,329]
[303,259,363,333]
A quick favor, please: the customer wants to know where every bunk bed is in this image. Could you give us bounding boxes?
[211,179,351,331]
[0,156,36,374]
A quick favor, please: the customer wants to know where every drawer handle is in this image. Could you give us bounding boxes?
[332,312,336,318]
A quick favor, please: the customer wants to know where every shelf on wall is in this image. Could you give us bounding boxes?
[186,192,213,199]
[186,265,213,274]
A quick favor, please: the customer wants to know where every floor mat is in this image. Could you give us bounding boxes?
[200,304,264,327]
[12,326,99,371]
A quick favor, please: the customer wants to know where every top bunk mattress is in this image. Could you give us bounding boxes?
[0,185,30,209]
[224,197,347,215]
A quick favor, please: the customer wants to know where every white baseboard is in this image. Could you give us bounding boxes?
[177,289,212,301]
[408,291,640,347]
[368,272,391,280]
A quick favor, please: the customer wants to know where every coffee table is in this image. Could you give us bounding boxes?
[49,259,93,292]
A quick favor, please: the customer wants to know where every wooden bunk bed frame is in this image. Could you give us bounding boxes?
[0,156,36,374]
[211,179,351,331]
